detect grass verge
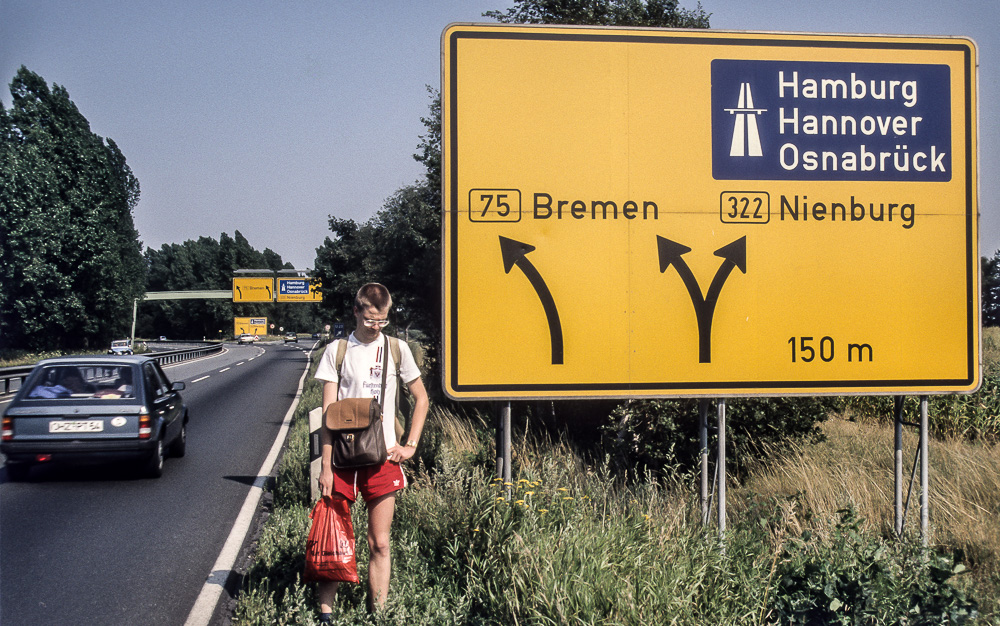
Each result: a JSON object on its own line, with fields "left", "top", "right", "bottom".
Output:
{"left": 233, "top": 388, "right": 992, "bottom": 624}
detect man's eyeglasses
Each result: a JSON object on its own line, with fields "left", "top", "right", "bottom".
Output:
{"left": 363, "top": 318, "right": 390, "bottom": 328}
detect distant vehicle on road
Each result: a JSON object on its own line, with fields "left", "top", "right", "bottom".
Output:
{"left": 158, "top": 336, "right": 167, "bottom": 341}
{"left": 312, "top": 333, "right": 320, "bottom": 339}
{"left": 283, "top": 332, "right": 298, "bottom": 343}
{"left": 237, "top": 333, "right": 255, "bottom": 344}
{"left": 107, "top": 339, "right": 133, "bottom": 355}
{"left": 1, "top": 356, "right": 188, "bottom": 480}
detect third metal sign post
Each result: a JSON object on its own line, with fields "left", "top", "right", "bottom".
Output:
{"left": 442, "top": 24, "right": 979, "bottom": 399}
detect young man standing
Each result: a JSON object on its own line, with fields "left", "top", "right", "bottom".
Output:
{"left": 313, "top": 283, "right": 429, "bottom": 620}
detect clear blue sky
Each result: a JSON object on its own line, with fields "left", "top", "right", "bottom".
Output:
{"left": 2, "top": 0, "right": 996, "bottom": 270}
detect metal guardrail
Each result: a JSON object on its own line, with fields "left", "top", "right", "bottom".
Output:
{"left": 0, "top": 365, "right": 33, "bottom": 396}
{"left": 150, "top": 343, "right": 224, "bottom": 365}
{"left": 0, "top": 343, "right": 224, "bottom": 397}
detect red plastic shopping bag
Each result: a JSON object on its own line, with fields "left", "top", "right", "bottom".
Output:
{"left": 303, "top": 496, "right": 359, "bottom": 583}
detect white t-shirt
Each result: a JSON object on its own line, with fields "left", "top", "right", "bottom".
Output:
{"left": 314, "top": 332, "right": 421, "bottom": 448}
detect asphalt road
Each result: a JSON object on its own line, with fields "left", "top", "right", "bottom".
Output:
{"left": 0, "top": 340, "right": 316, "bottom": 626}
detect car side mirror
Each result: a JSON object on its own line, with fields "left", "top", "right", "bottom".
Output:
{"left": 171, "top": 382, "right": 186, "bottom": 391}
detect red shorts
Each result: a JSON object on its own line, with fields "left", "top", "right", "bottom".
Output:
{"left": 332, "top": 460, "right": 407, "bottom": 503}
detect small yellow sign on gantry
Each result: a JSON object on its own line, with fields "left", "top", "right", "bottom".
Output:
{"left": 232, "top": 278, "right": 274, "bottom": 302}
{"left": 442, "top": 24, "right": 979, "bottom": 399}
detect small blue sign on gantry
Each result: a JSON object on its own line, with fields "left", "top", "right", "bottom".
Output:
{"left": 276, "top": 278, "right": 322, "bottom": 302}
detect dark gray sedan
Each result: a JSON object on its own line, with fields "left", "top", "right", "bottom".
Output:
{"left": 1, "top": 356, "right": 188, "bottom": 480}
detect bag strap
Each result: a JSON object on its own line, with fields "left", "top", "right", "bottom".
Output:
{"left": 388, "top": 336, "right": 402, "bottom": 414}
{"left": 334, "top": 338, "right": 348, "bottom": 401}
{"left": 378, "top": 335, "right": 389, "bottom": 412}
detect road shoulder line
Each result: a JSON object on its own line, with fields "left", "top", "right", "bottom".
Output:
{"left": 183, "top": 345, "right": 316, "bottom": 626}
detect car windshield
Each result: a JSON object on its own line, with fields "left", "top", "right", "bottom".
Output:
{"left": 24, "top": 364, "right": 136, "bottom": 399}
{"left": 112, "top": 340, "right": 129, "bottom": 347}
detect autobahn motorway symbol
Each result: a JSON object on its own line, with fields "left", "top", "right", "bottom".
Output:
{"left": 725, "top": 84, "right": 766, "bottom": 157}
{"left": 442, "top": 24, "right": 979, "bottom": 399}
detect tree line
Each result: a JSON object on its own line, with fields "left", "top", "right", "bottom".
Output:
{"left": 1, "top": 67, "right": 144, "bottom": 351}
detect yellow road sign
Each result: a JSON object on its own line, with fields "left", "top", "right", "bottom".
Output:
{"left": 442, "top": 24, "right": 979, "bottom": 399}
{"left": 276, "top": 278, "right": 322, "bottom": 302}
{"left": 232, "top": 277, "right": 274, "bottom": 302}
{"left": 234, "top": 317, "right": 267, "bottom": 336}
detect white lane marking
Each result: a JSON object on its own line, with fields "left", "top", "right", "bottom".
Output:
{"left": 183, "top": 344, "right": 318, "bottom": 626}
{"left": 218, "top": 368, "right": 230, "bottom": 373}
{"left": 236, "top": 362, "right": 245, "bottom": 366}
{"left": 191, "top": 376, "right": 210, "bottom": 383}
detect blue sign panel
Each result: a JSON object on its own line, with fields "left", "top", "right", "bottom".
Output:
{"left": 279, "top": 279, "right": 310, "bottom": 295}
{"left": 712, "top": 60, "right": 951, "bottom": 181}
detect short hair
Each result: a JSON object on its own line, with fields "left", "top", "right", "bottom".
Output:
{"left": 354, "top": 283, "right": 392, "bottom": 312}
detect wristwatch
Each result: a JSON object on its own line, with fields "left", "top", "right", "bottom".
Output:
{"left": 405, "top": 439, "right": 418, "bottom": 448}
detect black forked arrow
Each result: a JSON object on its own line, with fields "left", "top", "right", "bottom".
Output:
{"left": 499, "top": 236, "right": 564, "bottom": 365}
{"left": 657, "top": 235, "right": 746, "bottom": 363}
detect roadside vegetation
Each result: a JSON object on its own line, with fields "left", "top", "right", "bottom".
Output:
{"left": 231, "top": 331, "right": 1000, "bottom": 625}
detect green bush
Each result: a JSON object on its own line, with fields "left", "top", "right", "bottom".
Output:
{"left": 771, "top": 507, "right": 978, "bottom": 624}
{"left": 600, "top": 397, "right": 834, "bottom": 480}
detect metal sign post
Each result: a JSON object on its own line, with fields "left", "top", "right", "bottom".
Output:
{"left": 717, "top": 399, "right": 727, "bottom": 538}
{"left": 496, "top": 402, "right": 512, "bottom": 498}
{"left": 920, "top": 396, "right": 929, "bottom": 547}
{"left": 894, "top": 396, "right": 905, "bottom": 536}
{"left": 700, "top": 399, "right": 710, "bottom": 525}
{"left": 893, "top": 395, "right": 931, "bottom": 547}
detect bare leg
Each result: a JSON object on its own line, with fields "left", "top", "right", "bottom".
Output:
{"left": 318, "top": 580, "right": 339, "bottom": 614}
{"left": 366, "top": 492, "right": 397, "bottom": 611}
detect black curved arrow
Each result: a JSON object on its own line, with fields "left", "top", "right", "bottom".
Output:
{"left": 657, "top": 235, "right": 746, "bottom": 363}
{"left": 499, "top": 236, "right": 564, "bottom": 365}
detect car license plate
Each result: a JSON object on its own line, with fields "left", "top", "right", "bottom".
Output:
{"left": 49, "top": 420, "right": 104, "bottom": 433}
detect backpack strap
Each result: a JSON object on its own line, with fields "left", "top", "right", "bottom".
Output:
{"left": 388, "top": 336, "right": 405, "bottom": 441}
{"left": 334, "top": 338, "right": 348, "bottom": 401}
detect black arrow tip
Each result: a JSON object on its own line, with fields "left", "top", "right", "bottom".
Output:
{"left": 714, "top": 236, "right": 747, "bottom": 274}
{"left": 499, "top": 236, "right": 536, "bottom": 273}
{"left": 656, "top": 236, "right": 692, "bottom": 273}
